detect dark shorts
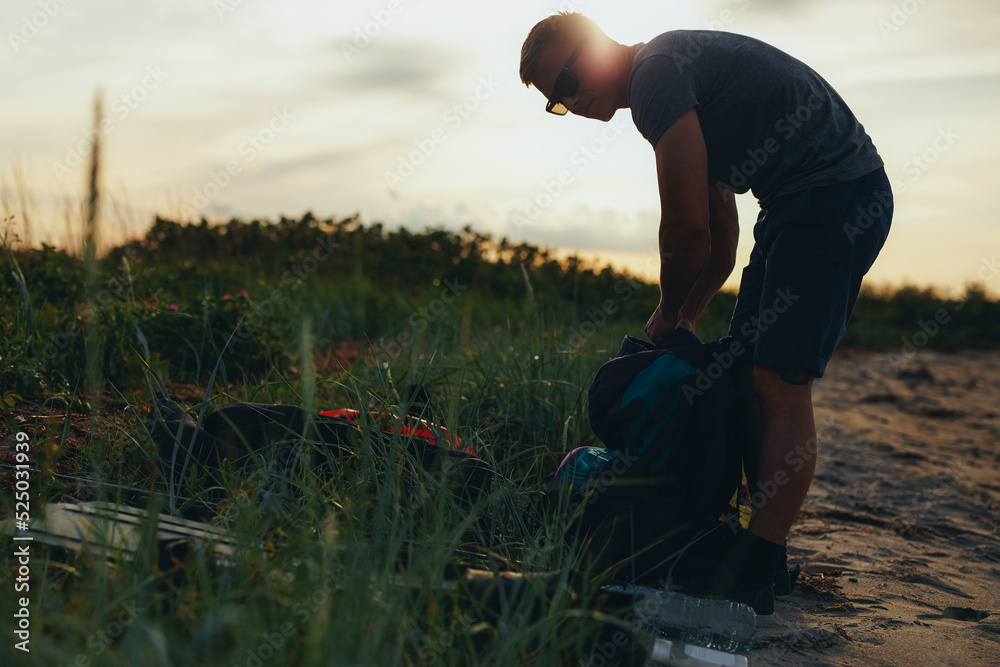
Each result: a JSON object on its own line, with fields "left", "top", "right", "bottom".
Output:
{"left": 728, "top": 166, "right": 893, "bottom": 380}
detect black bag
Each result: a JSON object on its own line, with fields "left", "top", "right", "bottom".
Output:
{"left": 552, "top": 331, "right": 754, "bottom": 585}
{"left": 147, "top": 394, "right": 491, "bottom": 507}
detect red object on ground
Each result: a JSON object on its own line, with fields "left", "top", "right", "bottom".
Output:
{"left": 318, "top": 408, "right": 478, "bottom": 457}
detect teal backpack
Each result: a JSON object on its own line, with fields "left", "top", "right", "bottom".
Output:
{"left": 551, "top": 331, "right": 753, "bottom": 585}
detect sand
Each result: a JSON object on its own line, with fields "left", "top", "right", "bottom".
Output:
{"left": 749, "top": 349, "right": 1000, "bottom": 665}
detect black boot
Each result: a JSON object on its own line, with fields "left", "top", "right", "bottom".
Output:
{"left": 773, "top": 541, "right": 801, "bottom": 599}
{"left": 712, "top": 528, "right": 785, "bottom": 618}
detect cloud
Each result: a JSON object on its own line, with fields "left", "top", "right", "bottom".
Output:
{"left": 504, "top": 206, "right": 658, "bottom": 255}
{"left": 702, "top": 0, "right": 814, "bottom": 17}
{"left": 237, "top": 148, "right": 365, "bottom": 186}
{"left": 327, "top": 42, "right": 469, "bottom": 104}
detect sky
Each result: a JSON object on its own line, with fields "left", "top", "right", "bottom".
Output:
{"left": 1, "top": 0, "right": 998, "bottom": 295}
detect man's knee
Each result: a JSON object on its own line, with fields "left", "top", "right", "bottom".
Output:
{"left": 752, "top": 365, "right": 814, "bottom": 407}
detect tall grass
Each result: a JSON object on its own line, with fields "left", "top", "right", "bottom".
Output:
{"left": 2, "top": 113, "right": 1000, "bottom": 665}
{"left": 1, "top": 314, "right": 642, "bottom": 666}
{"left": 84, "top": 95, "right": 104, "bottom": 423}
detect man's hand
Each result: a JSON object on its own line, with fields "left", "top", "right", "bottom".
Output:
{"left": 645, "top": 304, "right": 678, "bottom": 345}
{"left": 646, "top": 306, "right": 696, "bottom": 345}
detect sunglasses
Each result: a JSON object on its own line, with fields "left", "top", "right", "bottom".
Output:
{"left": 545, "top": 40, "right": 586, "bottom": 115}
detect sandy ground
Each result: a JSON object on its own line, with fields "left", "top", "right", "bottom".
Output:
{"left": 749, "top": 350, "right": 1000, "bottom": 666}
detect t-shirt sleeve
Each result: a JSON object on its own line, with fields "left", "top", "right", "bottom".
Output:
{"left": 629, "top": 53, "right": 700, "bottom": 149}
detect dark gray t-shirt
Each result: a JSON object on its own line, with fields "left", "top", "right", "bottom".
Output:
{"left": 628, "top": 31, "right": 883, "bottom": 205}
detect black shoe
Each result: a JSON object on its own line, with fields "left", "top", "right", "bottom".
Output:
{"left": 667, "top": 559, "right": 776, "bottom": 619}
{"left": 672, "top": 571, "right": 775, "bottom": 620}
{"left": 771, "top": 539, "right": 802, "bottom": 599}
{"left": 728, "top": 580, "right": 775, "bottom": 619}
{"left": 706, "top": 568, "right": 774, "bottom": 619}
{"left": 709, "top": 528, "right": 783, "bottom": 618}
{"left": 773, "top": 543, "right": 789, "bottom": 598}
{"left": 774, "top": 563, "right": 801, "bottom": 599}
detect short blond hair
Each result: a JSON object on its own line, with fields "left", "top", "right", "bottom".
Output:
{"left": 519, "top": 12, "right": 604, "bottom": 87}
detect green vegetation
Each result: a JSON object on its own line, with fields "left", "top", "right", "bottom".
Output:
{"left": 1, "top": 213, "right": 998, "bottom": 666}
{"left": 5, "top": 213, "right": 995, "bottom": 398}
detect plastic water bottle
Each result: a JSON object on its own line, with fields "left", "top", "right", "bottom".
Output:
{"left": 603, "top": 585, "right": 757, "bottom": 654}
{"left": 645, "top": 637, "right": 749, "bottom": 666}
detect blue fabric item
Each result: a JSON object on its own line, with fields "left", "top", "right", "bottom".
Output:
{"left": 618, "top": 354, "right": 697, "bottom": 470}
{"left": 589, "top": 334, "right": 701, "bottom": 470}
{"left": 555, "top": 446, "right": 618, "bottom": 487}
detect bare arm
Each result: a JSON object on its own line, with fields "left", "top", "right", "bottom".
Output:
{"left": 644, "top": 107, "right": 711, "bottom": 344}
{"left": 676, "top": 186, "right": 739, "bottom": 331}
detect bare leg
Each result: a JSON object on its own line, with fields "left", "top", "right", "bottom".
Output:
{"left": 748, "top": 365, "right": 817, "bottom": 545}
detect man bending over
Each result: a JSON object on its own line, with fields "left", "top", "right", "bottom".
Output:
{"left": 519, "top": 13, "right": 892, "bottom": 616}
